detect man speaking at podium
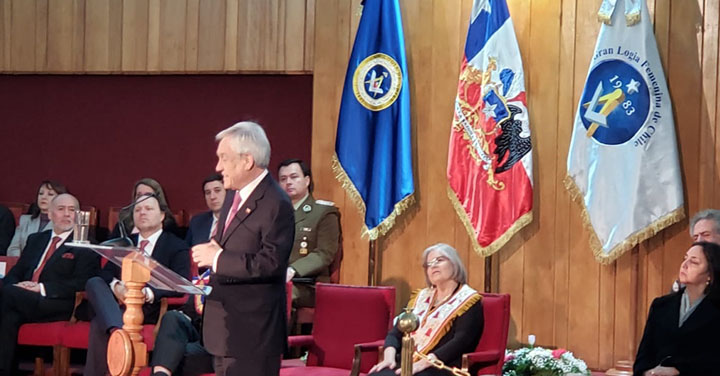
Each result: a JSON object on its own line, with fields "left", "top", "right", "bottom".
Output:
{"left": 192, "top": 121, "right": 294, "bottom": 376}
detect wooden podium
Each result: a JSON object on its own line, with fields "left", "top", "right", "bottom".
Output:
{"left": 67, "top": 243, "right": 209, "bottom": 376}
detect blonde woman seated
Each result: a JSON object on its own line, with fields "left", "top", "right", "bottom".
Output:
{"left": 369, "top": 243, "right": 483, "bottom": 376}
{"left": 634, "top": 241, "right": 720, "bottom": 376}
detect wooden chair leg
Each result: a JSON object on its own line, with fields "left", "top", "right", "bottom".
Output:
{"left": 54, "top": 345, "right": 69, "bottom": 376}
{"left": 33, "top": 356, "right": 44, "bottom": 376}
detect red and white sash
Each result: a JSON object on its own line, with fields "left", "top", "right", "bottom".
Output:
{"left": 407, "top": 284, "right": 481, "bottom": 356}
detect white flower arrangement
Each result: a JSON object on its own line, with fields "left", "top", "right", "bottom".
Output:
{"left": 502, "top": 336, "right": 590, "bottom": 376}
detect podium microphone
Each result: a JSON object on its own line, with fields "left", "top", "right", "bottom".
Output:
{"left": 101, "top": 193, "right": 157, "bottom": 247}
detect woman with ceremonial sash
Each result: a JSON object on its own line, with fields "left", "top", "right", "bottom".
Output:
{"left": 369, "top": 243, "right": 483, "bottom": 376}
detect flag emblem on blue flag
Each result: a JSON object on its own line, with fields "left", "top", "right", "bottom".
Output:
{"left": 333, "top": 0, "right": 415, "bottom": 240}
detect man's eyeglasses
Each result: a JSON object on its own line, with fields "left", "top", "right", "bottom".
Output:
{"left": 423, "top": 256, "right": 448, "bottom": 268}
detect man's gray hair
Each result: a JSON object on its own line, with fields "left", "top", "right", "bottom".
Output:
{"left": 422, "top": 243, "right": 467, "bottom": 287}
{"left": 690, "top": 209, "right": 720, "bottom": 236}
{"left": 215, "top": 121, "right": 271, "bottom": 168}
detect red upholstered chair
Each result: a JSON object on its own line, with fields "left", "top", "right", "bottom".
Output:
{"left": 294, "top": 238, "right": 344, "bottom": 329}
{"left": 461, "top": 292, "right": 511, "bottom": 376}
{"left": 0, "top": 201, "right": 29, "bottom": 225}
{"left": 281, "top": 283, "right": 396, "bottom": 376}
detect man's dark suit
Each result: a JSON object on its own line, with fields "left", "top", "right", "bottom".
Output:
{"left": 634, "top": 290, "right": 720, "bottom": 375}
{"left": 83, "top": 231, "right": 189, "bottom": 376}
{"left": 203, "top": 174, "right": 294, "bottom": 376}
{"left": 185, "top": 211, "right": 214, "bottom": 247}
{"left": 0, "top": 230, "right": 99, "bottom": 375}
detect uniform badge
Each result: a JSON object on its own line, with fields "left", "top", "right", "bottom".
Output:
{"left": 299, "top": 237, "right": 309, "bottom": 255}
{"left": 303, "top": 204, "right": 312, "bottom": 213}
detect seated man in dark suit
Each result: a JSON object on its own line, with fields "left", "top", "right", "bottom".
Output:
{"left": 0, "top": 205, "right": 15, "bottom": 254}
{"left": 83, "top": 194, "right": 190, "bottom": 376}
{"left": 185, "top": 174, "right": 226, "bottom": 247}
{"left": 278, "top": 159, "right": 341, "bottom": 308}
{"left": 149, "top": 271, "right": 211, "bottom": 376}
{"left": 0, "top": 194, "right": 99, "bottom": 375}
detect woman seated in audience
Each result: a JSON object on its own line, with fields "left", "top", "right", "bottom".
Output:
{"left": 634, "top": 241, "right": 720, "bottom": 376}
{"left": 6, "top": 180, "right": 67, "bottom": 256}
{"left": 111, "top": 178, "right": 179, "bottom": 237}
{"left": 368, "top": 243, "right": 483, "bottom": 376}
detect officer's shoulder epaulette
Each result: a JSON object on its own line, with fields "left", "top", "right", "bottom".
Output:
{"left": 315, "top": 199, "right": 335, "bottom": 207}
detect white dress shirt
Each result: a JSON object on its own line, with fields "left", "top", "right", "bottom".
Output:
{"left": 111, "top": 228, "right": 163, "bottom": 303}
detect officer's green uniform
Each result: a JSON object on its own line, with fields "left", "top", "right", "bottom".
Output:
{"left": 288, "top": 195, "right": 341, "bottom": 308}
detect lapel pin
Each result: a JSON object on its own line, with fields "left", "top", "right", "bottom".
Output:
{"left": 303, "top": 204, "right": 312, "bottom": 213}
{"left": 245, "top": 208, "right": 252, "bottom": 214}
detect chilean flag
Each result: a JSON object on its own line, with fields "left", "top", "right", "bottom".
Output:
{"left": 447, "top": 0, "right": 533, "bottom": 256}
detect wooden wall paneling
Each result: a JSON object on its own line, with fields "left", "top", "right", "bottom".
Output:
{"left": 236, "top": 0, "right": 264, "bottom": 70}
{"left": 185, "top": 0, "right": 199, "bottom": 71}
{"left": 10, "top": 0, "right": 37, "bottom": 70}
{"left": 566, "top": 0, "right": 601, "bottom": 366}
{"left": 598, "top": 262, "right": 616, "bottom": 370}
{"left": 0, "top": 0, "right": 9, "bottom": 70}
{"left": 197, "top": 0, "right": 225, "bottom": 71}
{"left": 147, "top": 0, "right": 160, "bottom": 70}
{"left": 521, "top": 0, "right": 562, "bottom": 348}
{"left": 613, "top": 251, "right": 637, "bottom": 365}
{"left": 223, "top": 0, "right": 238, "bottom": 71}
{"left": 380, "top": 0, "right": 427, "bottom": 302}
{"left": 663, "top": 0, "right": 703, "bottom": 294}
{"left": 121, "top": 0, "right": 149, "bottom": 71}
{"left": 715, "top": 4, "right": 720, "bottom": 210}
{"left": 84, "top": 0, "right": 122, "bottom": 72}
{"left": 303, "top": 0, "right": 314, "bottom": 71}
{"left": 158, "top": 0, "right": 187, "bottom": 71}
{"left": 47, "top": 0, "right": 75, "bottom": 71}
{"left": 699, "top": 0, "right": 719, "bottom": 207}
{"left": 698, "top": 0, "right": 720, "bottom": 208}
{"left": 34, "top": 0, "right": 48, "bottom": 71}
{"left": 311, "top": 0, "right": 369, "bottom": 288}
{"left": 284, "top": 0, "right": 305, "bottom": 70}
{"left": 552, "top": 0, "right": 578, "bottom": 351}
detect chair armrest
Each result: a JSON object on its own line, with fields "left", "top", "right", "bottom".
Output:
{"left": 153, "top": 297, "right": 171, "bottom": 338}
{"left": 69, "top": 291, "right": 87, "bottom": 323}
{"left": 461, "top": 350, "right": 503, "bottom": 372}
{"left": 287, "top": 335, "right": 314, "bottom": 348}
{"left": 165, "top": 295, "right": 188, "bottom": 306}
{"left": 350, "top": 340, "right": 386, "bottom": 376}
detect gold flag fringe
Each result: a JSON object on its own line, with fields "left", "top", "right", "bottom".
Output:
{"left": 625, "top": 11, "right": 641, "bottom": 26}
{"left": 331, "top": 154, "right": 416, "bottom": 240}
{"left": 446, "top": 186, "right": 533, "bottom": 258}
{"left": 564, "top": 175, "right": 685, "bottom": 265}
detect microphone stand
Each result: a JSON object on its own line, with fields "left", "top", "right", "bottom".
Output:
{"left": 101, "top": 193, "right": 157, "bottom": 247}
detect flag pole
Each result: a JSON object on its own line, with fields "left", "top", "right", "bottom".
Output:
{"left": 368, "top": 239, "right": 378, "bottom": 286}
{"left": 484, "top": 256, "right": 492, "bottom": 293}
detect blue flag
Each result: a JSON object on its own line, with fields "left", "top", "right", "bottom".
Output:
{"left": 333, "top": 0, "right": 415, "bottom": 240}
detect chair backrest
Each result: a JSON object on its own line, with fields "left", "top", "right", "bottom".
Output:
{"left": 474, "top": 292, "right": 511, "bottom": 375}
{"left": 173, "top": 210, "right": 186, "bottom": 228}
{"left": 0, "top": 201, "right": 29, "bottom": 225}
{"left": 79, "top": 205, "right": 98, "bottom": 228}
{"left": 308, "top": 283, "right": 395, "bottom": 372}
{"left": 108, "top": 207, "right": 122, "bottom": 232}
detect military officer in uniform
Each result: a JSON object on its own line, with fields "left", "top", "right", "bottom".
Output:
{"left": 278, "top": 159, "right": 341, "bottom": 308}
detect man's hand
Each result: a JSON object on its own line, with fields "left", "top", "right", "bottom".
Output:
{"left": 113, "top": 281, "right": 127, "bottom": 303}
{"left": 286, "top": 267, "right": 296, "bottom": 282}
{"left": 192, "top": 239, "right": 222, "bottom": 268}
{"left": 14, "top": 281, "right": 41, "bottom": 293}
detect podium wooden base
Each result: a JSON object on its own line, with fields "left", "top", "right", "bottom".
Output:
{"left": 107, "top": 256, "right": 151, "bottom": 376}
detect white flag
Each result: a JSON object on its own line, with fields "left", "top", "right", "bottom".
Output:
{"left": 565, "top": 0, "right": 684, "bottom": 264}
